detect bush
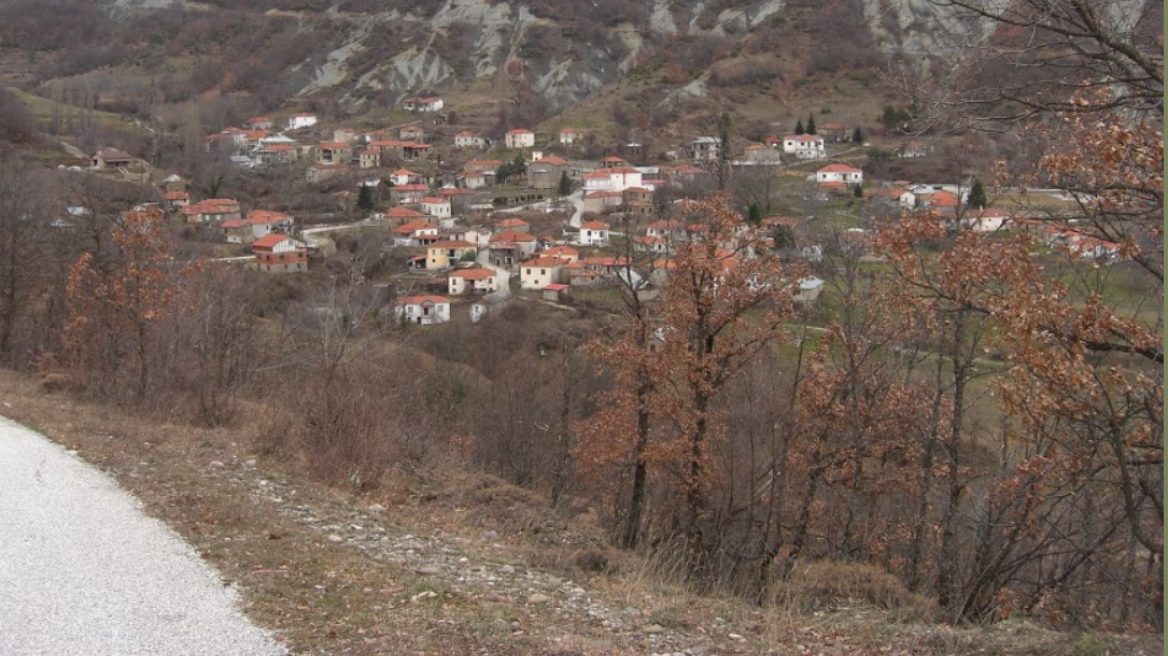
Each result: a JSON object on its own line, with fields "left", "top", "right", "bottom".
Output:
{"left": 779, "top": 561, "right": 937, "bottom": 620}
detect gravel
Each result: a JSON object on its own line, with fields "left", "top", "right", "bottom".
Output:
{"left": 0, "top": 416, "right": 286, "bottom": 656}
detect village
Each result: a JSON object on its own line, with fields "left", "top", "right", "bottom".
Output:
{"left": 81, "top": 94, "right": 1121, "bottom": 328}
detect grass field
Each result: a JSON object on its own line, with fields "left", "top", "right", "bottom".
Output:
{"left": 6, "top": 86, "right": 139, "bottom": 132}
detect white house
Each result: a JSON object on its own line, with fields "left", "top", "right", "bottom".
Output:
{"left": 505, "top": 129, "right": 535, "bottom": 149}
{"left": 285, "top": 114, "right": 318, "bottom": 130}
{"left": 607, "top": 167, "right": 643, "bottom": 193}
{"left": 815, "top": 163, "right": 863, "bottom": 186}
{"left": 689, "top": 136, "right": 721, "bottom": 162}
{"left": 395, "top": 295, "right": 451, "bottom": 325}
{"left": 579, "top": 220, "right": 610, "bottom": 246}
{"left": 390, "top": 168, "right": 421, "bottom": 186}
{"left": 448, "top": 268, "right": 499, "bottom": 295}
{"left": 782, "top": 135, "right": 826, "bottom": 159}
{"left": 559, "top": 128, "right": 578, "bottom": 145}
{"left": 404, "top": 96, "right": 444, "bottom": 112}
{"left": 419, "top": 197, "right": 452, "bottom": 220}
{"left": 454, "top": 131, "right": 487, "bottom": 148}
{"left": 519, "top": 256, "right": 565, "bottom": 290}
{"left": 393, "top": 219, "right": 440, "bottom": 246}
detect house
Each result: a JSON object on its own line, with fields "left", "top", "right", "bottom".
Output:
{"left": 306, "top": 163, "right": 344, "bottom": 183}
{"left": 743, "top": 144, "right": 783, "bottom": 163}
{"left": 600, "top": 156, "right": 629, "bottom": 169}
{"left": 396, "top": 295, "right": 451, "bottom": 325}
{"left": 399, "top": 124, "right": 426, "bottom": 142}
{"left": 181, "top": 198, "right": 242, "bottom": 225}
{"left": 427, "top": 240, "right": 478, "bottom": 269}
{"left": 489, "top": 230, "right": 538, "bottom": 268}
{"left": 356, "top": 148, "right": 379, "bottom": 169}
{"left": 255, "top": 144, "right": 298, "bottom": 166}
{"left": 579, "top": 220, "right": 610, "bottom": 246}
{"left": 251, "top": 234, "right": 308, "bottom": 273}
{"left": 541, "top": 245, "right": 579, "bottom": 263}
{"left": 390, "top": 184, "right": 429, "bottom": 204}
{"left": 794, "top": 276, "right": 825, "bottom": 304}
{"left": 494, "top": 217, "right": 529, "bottom": 234}
{"left": 949, "top": 209, "right": 1010, "bottom": 233}
{"left": 689, "top": 136, "right": 721, "bottom": 162}
{"left": 466, "top": 159, "right": 505, "bottom": 174}
{"left": 390, "top": 168, "right": 422, "bottom": 186}
{"left": 285, "top": 113, "right": 318, "bottom": 130}
{"left": 242, "top": 209, "right": 294, "bottom": 243}
{"left": 419, "top": 197, "right": 451, "bottom": 220}
{"left": 781, "top": 135, "right": 825, "bottom": 160}
{"left": 246, "top": 116, "right": 274, "bottom": 130}
{"left": 403, "top": 97, "right": 444, "bottom": 112}
{"left": 162, "top": 174, "right": 187, "bottom": 194}
{"left": 163, "top": 191, "right": 190, "bottom": 211}
{"left": 816, "top": 163, "right": 863, "bottom": 186}
{"left": 529, "top": 156, "right": 569, "bottom": 190}
{"left": 559, "top": 128, "right": 578, "bottom": 145}
{"left": 647, "top": 219, "right": 683, "bottom": 241}
{"left": 448, "top": 268, "right": 499, "bottom": 295}
{"left": 393, "top": 219, "right": 440, "bottom": 246}
{"left": 505, "top": 129, "right": 535, "bottom": 149}
{"left": 542, "top": 283, "right": 570, "bottom": 302}
{"left": 606, "top": 167, "right": 643, "bottom": 193}
{"left": 333, "top": 128, "right": 358, "bottom": 144}
{"left": 520, "top": 256, "right": 566, "bottom": 290}
{"left": 383, "top": 205, "right": 429, "bottom": 227}
{"left": 470, "top": 293, "right": 509, "bottom": 323}
{"left": 317, "top": 142, "right": 353, "bottom": 165}
{"left": 458, "top": 171, "right": 488, "bottom": 189}
{"left": 455, "top": 131, "right": 488, "bottom": 149}
{"left": 91, "top": 147, "right": 136, "bottom": 169}
{"left": 583, "top": 190, "right": 623, "bottom": 213}
{"left": 633, "top": 235, "right": 668, "bottom": 254}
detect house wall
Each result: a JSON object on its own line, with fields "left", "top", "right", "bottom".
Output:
{"left": 521, "top": 265, "right": 561, "bottom": 289}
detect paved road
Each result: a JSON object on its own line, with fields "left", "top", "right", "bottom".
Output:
{"left": 0, "top": 416, "right": 285, "bottom": 656}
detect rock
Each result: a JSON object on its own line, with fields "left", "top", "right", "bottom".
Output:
{"left": 209, "top": 461, "right": 225, "bottom": 468}
{"left": 367, "top": 504, "right": 386, "bottom": 514}
{"left": 641, "top": 624, "right": 665, "bottom": 635}
{"left": 410, "top": 590, "right": 438, "bottom": 603}
{"left": 527, "top": 593, "right": 551, "bottom": 604}
{"left": 500, "top": 565, "right": 516, "bottom": 574}
{"left": 482, "top": 530, "right": 500, "bottom": 541}
{"left": 728, "top": 633, "right": 745, "bottom": 641}
{"left": 244, "top": 459, "right": 257, "bottom": 468}
{"left": 327, "top": 534, "right": 344, "bottom": 543}
{"left": 417, "top": 565, "right": 441, "bottom": 576}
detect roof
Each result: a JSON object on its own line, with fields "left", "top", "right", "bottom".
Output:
{"left": 456, "top": 131, "right": 478, "bottom": 137}
{"left": 319, "top": 141, "right": 350, "bottom": 149}
{"left": 220, "top": 220, "right": 246, "bottom": 229}
{"left": 506, "top": 128, "right": 534, "bottom": 135}
{"left": 601, "top": 156, "right": 627, "bottom": 162}
{"left": 394, "top": 219, "right": 439, "bottom": 234}
{"left": 391, "top": 169, "right": 420, "bottom": 176}
{"left": 496, "top": 217, "right": 529, "bottom": 228}
{"left": 421, "top": 197, "right": 449, "bottom": 205}
{"left": 163, "top": 191, "right": 189, "bottom": 200}
{"left": 261, "top": 144, "right": 297, "bottom": 151}
{"left": 581, "top": 220, "right": 609, "bottom": 230}
{"left": 543, "top": 284, "right": 569, "bottom": 291}
{"left": 94, "top": 147, "right": 134, "bottom": 161}
{"left": 533, "top": 156, "right": 569, "bottom": 166}
{"left": 468, "top": 159, "right": 505, "bottom": 167}
{"left": 543, "top": 246, "right": 578, "bottom": 257}
{"left": 522, "top": 257, "right": 568, "bottom": 268}
{"left": 429, "top": 240, "right": 476, "bottom": 249}
{"left": 818, "top": 163, "right": 863, "bottom": 174}
{"left": 398, "top": 295, "right": 450, "bottom": 305}
{"left": 584, "top": 190, "right": 623, "bottom": 199}
{"left": 251, "top": 234, "right": 298, "bottom": 249}
{"left": 560, "top": 128, "right": 578, "bottom": 133}
{"left": 786, "top": 134, "right": 823, "bottom": 142}
{"left": 247, "top": 209, "right": 292, "bottom": 224}
{"left": 385, "top": 206, "right": 427, "bottom": 219}
{"left": 491, "top": 230, "right": 537, "bottom": 243}
{"left": 449, "top": 268, "right": 496, "bottom": 280}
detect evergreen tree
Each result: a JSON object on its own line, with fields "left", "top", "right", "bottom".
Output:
{"left": 512, "top": 152, "right": 527, "bottom": 175}
{"left": 967, "top": 179, "right": 988, "bottom": 209}
{"left": 852, "top": 126, "right": 864, "bottom": 143}
{"left": 806, "top": 114, "right": 817, "bottom": 135}
{"left": 795, "top": 119, "right": 805, "bottom": 135}
{"left": 356, "top": 184, "right": 375, "bottom": 211}
{"left": 747, "top": 202, "right": 762, "bottom": 225}
{"left": 853, "top": 184, "right": 864, "bottom": 198}
{"left": 557, "top": 170, "right": 573, "bottom": 197}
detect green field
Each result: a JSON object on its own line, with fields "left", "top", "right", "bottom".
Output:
{"left": 6, "top": 86, "right": 141, "bottom": 133}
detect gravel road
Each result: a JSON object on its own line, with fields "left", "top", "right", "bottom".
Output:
{"left": 0, "top": 416, "right": 285, "bottom": 656}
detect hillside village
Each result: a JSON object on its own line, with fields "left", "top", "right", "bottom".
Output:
{"left": 71, "top": 95, "right": 1122, "bottom": 327}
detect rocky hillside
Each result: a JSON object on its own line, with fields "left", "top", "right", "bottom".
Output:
{"left": 0, "top": 0, "right": 989, "bottom": 125}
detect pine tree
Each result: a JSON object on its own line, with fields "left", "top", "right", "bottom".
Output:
{"left": 852, "top": 126, "right": 864, "bottom": 143}
{"left": 806, "top": 114, "right": 817, "bottom": 135}
{"left": 967, "top": 179, "right": 988, "bottom": 209}
{"left": 853, "top": 184, "right": 863, "bottom": 198}
{"left": 747, "top": 202, "right": 762, "bottom": 225}
{"left": 356, "top": 184, "right": 375, "bottom": 211}
{"left": 557, "top": 170, "right": 573, "bottom": 197}
{"left": 795, "top": 119, "right": 805, "bottom": 135}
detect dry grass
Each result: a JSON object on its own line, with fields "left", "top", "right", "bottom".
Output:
{"left": 0, "top": 367, "right": 1159, "bottom": 656}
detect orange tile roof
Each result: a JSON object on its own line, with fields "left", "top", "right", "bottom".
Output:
{"left": 818, "top": 163, "right": 863, "bottom": 173}
{"left": 491, "top": 230, "right": 537, "bottom": 243}
{"left": 399, "top": 295, "right": 450, "bottom": 305}
{"left": 429, "top": 240, "right": 476, "bottom": 249}
{"left": 449, "top": 268, "right": 495, "bottom": 280}
{"left": 522, "top": 257, "right": 568, "bottom": 268}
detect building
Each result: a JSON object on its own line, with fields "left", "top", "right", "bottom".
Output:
{"left": 393, "top": 219, "right": 440, "bottom": 246}
{"left": 489, "top": 230, "right": 538, "bottom": 268}
{"left": 181, "top": 198, "right": 242, "bottom": 225}
{"left": 448, "top": 268, "right": 499, "bottom": 295}
{"left": 317, "top": 142, "right": 353, "bottom": 165}
{"left": 579, "top": 220, "right": 610, "bottom": 246}
{"left": 689, "top": 137, "right": 721, "bottom": 162}
{"left": 396, "top": 295, "right": 451, "bottom": 325}
{"left": 815, "top": 163, "right": 864, "bottom": 186}
{"left": 505, "top": 129, "right": 535, "bottom": 149}
{"left": 245, "top": 116, "right": 274, "bottom": 130}
{"left": 419, "top": 197, "right": 452, "bottom": 220}
{"left": 520, "top": 256, "right": 566, "bottom": 290}
{"left": 494, "top": 217, "right": 529, "bottom": 234}
{"left": 285, "top": 113, "right": 318, "bottom": 130}
{"left": 252, "top": 234, "right": 307, "bottom": 273}
{"left": 454, "top": 131, "right": 487, "bottom": 149}
{"left": 559, "top": 128, "right": 578, "bottom": 145}
{"left": 403, "top": 97, "right": 444, "bottom": 112}
{"left": 91, "top": 147, "right": 136, "bottom": 169}
{"left": 781, "top": 135, "right": 825, "bottom": 159}
{"left": 389, "top": 168, "right": 422, "bottom": 186}
{"left": 529, "top": 156, "right": 569, "bottom": 190}
{"left": 427, "top": 240, "right": 478, "bottom": 269}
